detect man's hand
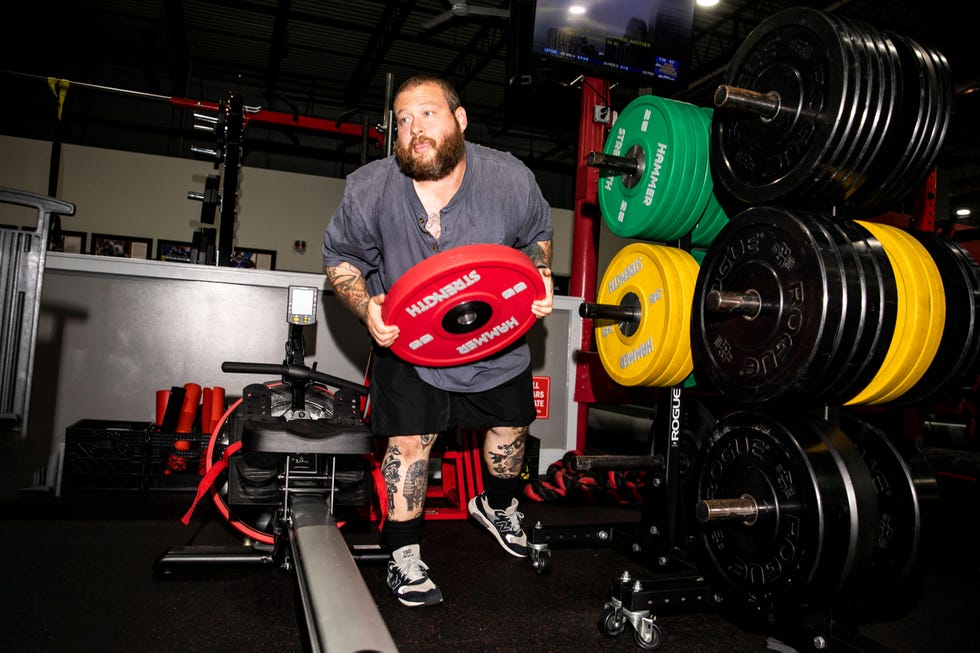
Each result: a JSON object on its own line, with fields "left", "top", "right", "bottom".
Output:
{"left": 325, "top": 262, "right": 399, "bottom": 347}
{"left": 365, "top": 293, "right": 400, "bottom": 347}
{"left": 531, "top": 266, "right": 554, "bottom": 319}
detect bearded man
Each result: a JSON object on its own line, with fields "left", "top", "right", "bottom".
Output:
{"left": 322, "top": 75, "right": 554, "bottom": 607}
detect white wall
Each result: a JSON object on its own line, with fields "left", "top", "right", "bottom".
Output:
{"left": 0, "top": 134, "right": 575, "bottom": 276}
{"left": 0, "top": 136, "right": 51, "bottom": 197}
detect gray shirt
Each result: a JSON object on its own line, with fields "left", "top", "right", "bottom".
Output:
{"left": 322, "top": 141, "right": 553, "bottom": 392}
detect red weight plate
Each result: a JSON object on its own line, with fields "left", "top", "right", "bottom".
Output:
{"left": 382, "top": 244, "right": 546, "bottom": 367}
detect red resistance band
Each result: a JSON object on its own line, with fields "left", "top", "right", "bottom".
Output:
{"left": 180, "top": 440, "right": 242, "bottom": 525}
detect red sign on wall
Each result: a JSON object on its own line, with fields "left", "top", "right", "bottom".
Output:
{"left": 532, "top": 376, "right": 550, "bottom": 420}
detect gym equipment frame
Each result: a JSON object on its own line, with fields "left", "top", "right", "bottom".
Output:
{"left": 1, "top": 188, "right": 75, "bottom": 437}
{"left": 155, "top": 286, "right": 396, "bottom": 653}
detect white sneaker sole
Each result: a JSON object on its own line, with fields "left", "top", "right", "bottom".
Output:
{"left": 395, "top": 593, "right": 443, "bottom": 607}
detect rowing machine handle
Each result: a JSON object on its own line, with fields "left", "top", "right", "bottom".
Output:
{"left": 221, "top": 361, "right": 368, "bottom": 395}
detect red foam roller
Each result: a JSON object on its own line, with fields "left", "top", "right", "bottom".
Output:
{"left": 209, "top": 386, "right": 226, "bottom": 433}
{"left": 201, "top": 388, "right": 213, "bottom": 436}
{"left": 155, "top": 390, "right": 171, "bottom": 427}
{"left": 177, "top": 383, "right": 202, "bottom": 434}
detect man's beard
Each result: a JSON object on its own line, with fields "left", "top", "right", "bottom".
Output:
{"left": 395, "top": 122, "right": 466, "bottom": 181}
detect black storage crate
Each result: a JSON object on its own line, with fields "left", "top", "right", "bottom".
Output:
{"left": 146, "top": 431, "right": 206, "bottom": 491}
{"left": 62, "top": 420, "right": 152, "bottom": 490}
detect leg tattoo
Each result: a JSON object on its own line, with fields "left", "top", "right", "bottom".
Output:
{"left": 487, "top": 427, "right": 527, "bottom": 479}
{"left": 384, "top": 435, "right": 437, "bottom": 518}
{"left": 381, "top": 444, "right": 402, "bottom": 514}
{"left": 404, "top": 460, "right": 428, "bottom": 511}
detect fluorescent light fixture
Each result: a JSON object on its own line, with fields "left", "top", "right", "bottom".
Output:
{"left": 568, "top": 5, "right": 586, "bottom": 15}
{"left": 697, "top": 0, "right": 721, "bottom": 7}
{"left": 955, "top": 208, "right": 972, "bottom": 217}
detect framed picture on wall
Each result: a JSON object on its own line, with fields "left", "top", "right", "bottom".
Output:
{"left": 59, "top": 230, "right": 88, "bottom": 254}
{"left": 157, "top": 239, "right": 193, "bottom": 263}
{"left": 90, "top": 233, "right": 153, "bottom": 259}
{"left": 231, "top": 246, "right": 277, "bottom": 270}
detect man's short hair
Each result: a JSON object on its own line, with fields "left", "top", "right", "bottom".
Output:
{"left": 395, "top": 75, "right": 461, "bottom": 112}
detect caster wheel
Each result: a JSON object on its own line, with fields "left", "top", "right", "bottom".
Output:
{"left": 531, "top": 549, "right": 551, "bottom": 575}
{"left": 634, "top": 622, "right": 664, "bottom": 650}
{"left": 597, "top": 606, "right": 627, "bottom": 638}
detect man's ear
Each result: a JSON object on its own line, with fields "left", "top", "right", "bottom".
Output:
{"left": 455, "top": 106, "right": 468, "bottom": 133}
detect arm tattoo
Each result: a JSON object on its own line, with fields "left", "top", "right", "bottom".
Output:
{"left": 403, "top": 460, "right": 428, "bottom": 511}
{"left": 420, "top": 434, "right": 436, "bottom": 447}
{"left": 325, "top": 263, "right": 371, "bottom": 320}
{"left": 488, "top": 430, "right": 527, "bottom": 479}
{"left": 521, "top": 241, "right": 552, "bottom": 268}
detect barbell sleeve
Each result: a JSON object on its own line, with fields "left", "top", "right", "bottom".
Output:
{"left": 564, "top": 453, "right": 664, "bottom": 473}
{"left": 586, "top": 151, "right": 640, "bottom": 176}
{"left": 706, "top": 289, "right": 764, "bottom": 318}
{"left": 579, "top": 301, "right": 640, "bottom": 323}
{"left": 696, "top": 495, "right": 758, "bottom": 525}
{"left": 714, "top": 84, "right": 782, "bottom": 121}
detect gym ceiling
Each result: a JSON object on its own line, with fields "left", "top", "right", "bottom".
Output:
{"left": 1, "top": 0, "right": 976, "bottom": 216}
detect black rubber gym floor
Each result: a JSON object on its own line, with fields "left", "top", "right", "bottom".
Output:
{"left": 1, "top": 474, "right": 976, "bottom": 653}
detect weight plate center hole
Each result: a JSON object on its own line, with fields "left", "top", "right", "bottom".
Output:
{"left": 620, "top": 292, "right": 642, "bottom": 337}
{"left": 621, "top": 144, "right": 646, "bottom": 190}
{"left": 442, "top": 300, "right": 493, "bottom": 335}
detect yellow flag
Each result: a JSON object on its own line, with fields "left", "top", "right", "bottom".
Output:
{"left": 47, "top": 78, "right": 69, "bottom": 120}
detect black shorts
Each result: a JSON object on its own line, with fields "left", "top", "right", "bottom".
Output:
{"left": 368, "top": 348, "right": 536, "bottom": 436}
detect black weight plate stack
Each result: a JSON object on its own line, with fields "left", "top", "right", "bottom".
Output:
{"left": 823, "top": 16, "right": 895, "bottom": 205}
{"left": 712, "top": 7, "right": 953, "bottom": 215}
{"left": 885, "top": 37, "right": 954, "bottom": 207}
{"left": 853, "top": 34, "right": 954, "bottom": 212}
{"left": 818, "top": 220, "right": 900, "bottom": 405}
{"left": 711, "top": 8, "right": 850, "bottom": 206}
{"left": 855, "top": 32, "right": 931, "bottom": 211}
{"left": 791, "top": 212, "right": 865, "bottom": 397}
{"left": 810, "top": 13, "right": 876, "bottom": 207}
{"left": 893, "top": 231, "right": 980, "bottom": 405}
{"left": 801, "top": 215, "right": 877, "bottom": 400}
{"left": 691, "top": 206, "right": 846, "bottom": 403}
{"left": 839, "top": 415, "right": 940, "bottom": 615}
{"left": 697, "top": 411, "right": 878, "bottom": 621}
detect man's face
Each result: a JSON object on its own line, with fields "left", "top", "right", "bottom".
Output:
{"left": 393, "top": 81, "right": 467, "bottom": 181}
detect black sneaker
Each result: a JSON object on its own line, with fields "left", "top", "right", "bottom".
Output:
{"left": 467, "top": 492, "right": 528, "bottom": 558}
{"left": 386, "top": 544, "right": 443, "bottom": 607}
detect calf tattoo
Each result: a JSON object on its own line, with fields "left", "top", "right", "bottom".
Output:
{"left": 381, "top": 445, "right": 402, "bottom": 512}
{"left": 404, "top": 460, "right": 428, "bottom": 511}
{"left": 488, "top": 430, "right": 527, "bottom": 479}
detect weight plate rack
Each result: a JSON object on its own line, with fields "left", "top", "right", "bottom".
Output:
{"left": 568, "top": 6, "right": 959, "bottom": 649}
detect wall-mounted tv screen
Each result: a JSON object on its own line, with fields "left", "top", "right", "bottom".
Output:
{"left": 529, "top": 0, "right": 696, "bottom": 86}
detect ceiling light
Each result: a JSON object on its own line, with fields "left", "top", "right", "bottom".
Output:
{"left": 956, "top": 208, "right": 972, "bottom": 217}
{"left": 697, "top": 0, "right": 721, "bottom": 7}
{"left": 568, "top": 5, "right": 586, "bottom": 15}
